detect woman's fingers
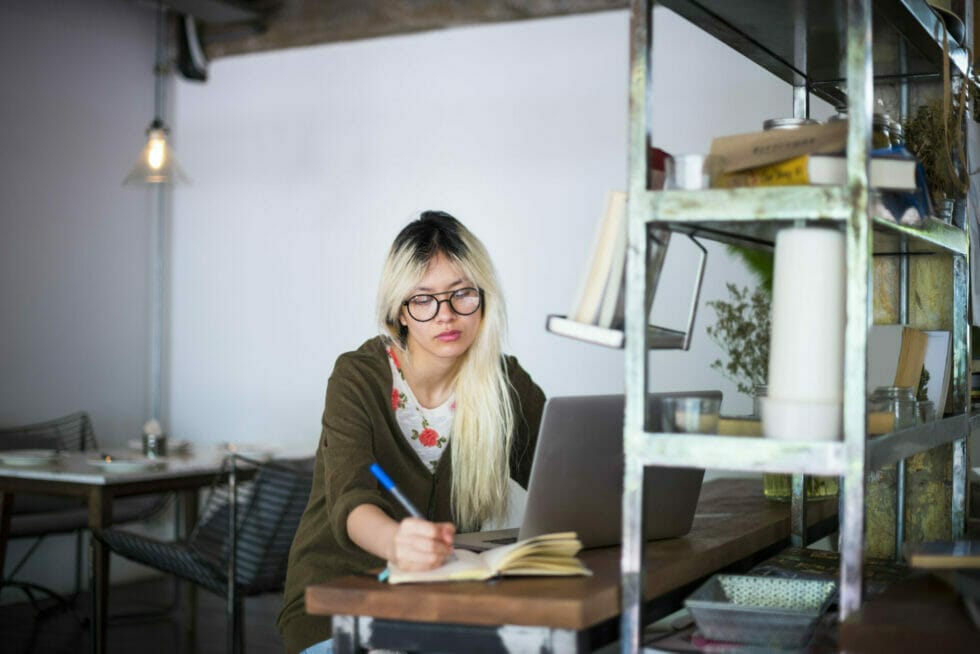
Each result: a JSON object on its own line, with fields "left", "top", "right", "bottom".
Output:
{"left": 392, "top": 519, "right": 457, "bottom": 571}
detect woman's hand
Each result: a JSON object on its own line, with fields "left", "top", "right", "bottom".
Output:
{"left": 348, "top": 504, "right": 455, "bottom": 571}
{"left": 389, "top": 518, "right": 456, "bottom": 571}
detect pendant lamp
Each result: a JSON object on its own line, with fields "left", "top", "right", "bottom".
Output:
{"left": 124, "top": 2, "right": 189, "bottom": 186}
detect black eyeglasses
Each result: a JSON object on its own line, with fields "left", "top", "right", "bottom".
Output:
{"left": 402, "top": 287, "right": 483, "bottom": 322}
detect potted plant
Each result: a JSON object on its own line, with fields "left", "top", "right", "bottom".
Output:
{"left": 705, "top": 247, "right": 772, "bottom": 404}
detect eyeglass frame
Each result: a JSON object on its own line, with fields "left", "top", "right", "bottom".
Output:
{"left": 401, "top": 287, "right": 484, "bottom": 322}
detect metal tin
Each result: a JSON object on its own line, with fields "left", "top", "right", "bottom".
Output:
{"left": 763, "top": 117, "right": 819, "bottom": 130}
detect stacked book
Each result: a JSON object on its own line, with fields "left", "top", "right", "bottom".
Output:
{"left": 707, "top": 120, "right": 929, "bottom": 224}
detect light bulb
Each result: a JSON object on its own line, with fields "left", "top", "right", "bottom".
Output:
{"left": 146, "top": 129, "right": 167, "bottom": 170}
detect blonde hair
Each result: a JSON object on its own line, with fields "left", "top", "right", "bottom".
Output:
{"left": 377, "top": 211, "right": 513, "bottom": 531}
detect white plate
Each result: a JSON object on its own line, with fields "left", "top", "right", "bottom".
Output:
{"left": 86, "top": 456, "right": 166, "bottom": 473}
{"left": 219, "top": 443, "right": 277, "bottom": 461}
{"left": 0, "top": 449, "right": 60, "bottom": 466}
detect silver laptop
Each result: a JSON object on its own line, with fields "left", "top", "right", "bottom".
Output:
{"left": 455, "top": 391, "right": 719, "bottom": 551}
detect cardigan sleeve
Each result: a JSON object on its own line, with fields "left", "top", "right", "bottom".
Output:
{"left": 321, "top": 353, "right": 397, "bottom": 554}
{"left": 505, "top": 354, "right": 546, "bottom": 489}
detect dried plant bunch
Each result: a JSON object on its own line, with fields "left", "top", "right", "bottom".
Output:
{"left": 705, "top": 283, "right": 771, "bottom": 396}
{"left": 902, "top": 78, "right": 970, "bottom": 202}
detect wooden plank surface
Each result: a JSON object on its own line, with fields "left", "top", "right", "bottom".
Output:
{"left": 305, "top": 478, "right": 837, "bottom": 630}
{"left": 839, "top": 574, "right": 978, "bottom": 652}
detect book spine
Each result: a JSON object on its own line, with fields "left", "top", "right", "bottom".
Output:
{"left": 712, "top": 155, "right": 811, "bottom": 188}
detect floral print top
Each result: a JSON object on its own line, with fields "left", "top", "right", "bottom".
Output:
{"left": 387, "top": 346, "right": 455, "bottom": 473}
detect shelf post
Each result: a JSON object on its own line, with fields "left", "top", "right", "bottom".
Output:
{"left": 839, "top": 0, "right": 873, "bottom": 622}
{"left": 951, "top": 255, "right": 969, "bottom": 537}
{"left": 621, "top": 0, "right": 653, "bottom": 652}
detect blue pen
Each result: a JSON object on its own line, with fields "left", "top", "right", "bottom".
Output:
{"left": 370, "top": 463, "right": 424, "bottom": 519}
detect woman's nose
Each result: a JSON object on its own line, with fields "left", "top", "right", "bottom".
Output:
{"left": 434, "top": 298, "right": 456, "bottom": 321}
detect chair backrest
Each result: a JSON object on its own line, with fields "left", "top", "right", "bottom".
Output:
{"left": 191, "top": 456, "right": 314, "bottom": 594}
{"left": 0, "top": 411, "right": 98, "bottom": 452}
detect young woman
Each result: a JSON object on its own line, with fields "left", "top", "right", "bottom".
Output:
{"left": 278, "top": 211, "right": 546, "bottom": 654}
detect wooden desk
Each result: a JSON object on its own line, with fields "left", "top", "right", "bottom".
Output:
{"left": 0, "top": 450, "right": 233, "bottom": 654}
{"left": 839, "top": 573, "right": 978, "bottom": 652}
{"left": 305, "top": 479, "right": 838, "bottom": 653}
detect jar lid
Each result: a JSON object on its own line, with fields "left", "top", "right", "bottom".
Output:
{"left": 763, "top": 117, "right": 820, "bottom": 130}
{"left": 873, "top": 112, "right": 891, "bottom": 127}
{"left": 869, "top": 385, "right": 916, "bottom": 400}
{"left": 828, "top": 111, "right": 892, "bottom": 127}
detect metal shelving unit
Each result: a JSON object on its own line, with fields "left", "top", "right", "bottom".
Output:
{"left": 619, "top": 1, "right": 973, "bottom": 652}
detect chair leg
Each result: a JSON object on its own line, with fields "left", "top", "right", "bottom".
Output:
{"left": 229, "top": 596, "right": 244, "bottom": 654}
{"left": 0, "top": 579, "right": 73, "bottom": 614}
{"left": 75, "top": 529, "right": 84, "bottom": 596}
{"left": 2, "top": 535, "right": 81, "bottom": 621}
{"left": 184, "top": 579, "right": 198, "bottom": 653}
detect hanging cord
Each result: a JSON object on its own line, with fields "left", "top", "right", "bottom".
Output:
{"left": 939, "top": 20, "right": 974, "bottom": 193}
{"left": 152, "top": 0, "right": 167, "bottom": 128}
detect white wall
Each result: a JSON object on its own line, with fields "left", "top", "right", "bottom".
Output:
{"left": 171, "top": 8, "right": 825, "bottom": 454}
{"left": 0, "top": 0, "right": 159, "bottom": 438}
{"left": 0, "top": 0, "right": 171, "bottom": 601}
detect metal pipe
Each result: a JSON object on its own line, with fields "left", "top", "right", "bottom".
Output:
{"left": 839, "top": 0, "right": 872, "bottom": 621}
{"left": 227, "top": 455, "right": 238, "bottom": 652}
{"left": 622, "top": 0, "right": 654, "bottom": 650}
{"left": 149, "top": 1, "right": 168, "bottom": 422}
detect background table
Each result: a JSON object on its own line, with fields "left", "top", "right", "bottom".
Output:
{"left": 0, "top": 449, "right": 234, "bottom": 654}
{"left": 306, "top": 478, "right": 838, "bottom": 653}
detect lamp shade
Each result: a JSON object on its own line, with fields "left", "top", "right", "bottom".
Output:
{"left": 123, "top": 121, "right": 190, "bottom": 185}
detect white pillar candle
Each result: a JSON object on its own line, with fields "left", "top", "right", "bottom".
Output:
{"left": 762, "top": 227, "right": 845, "bottom": 441}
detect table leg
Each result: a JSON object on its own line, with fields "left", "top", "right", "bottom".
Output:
{"left": 88, "top": 489, "right": 113, "bottom": 654}
{"left": 180, "top": 488, "right": 199, "bottom": 652}
{"left": 0, "top": 492, "right": 13, "bottom": 579}
{"left": 332, "top": 615, "right": 362, "bottom": 654}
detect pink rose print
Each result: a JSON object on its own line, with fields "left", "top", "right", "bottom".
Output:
{"left": 418, "top": 428, "right": 439, "bottom": 447}
{"left": 391, "top": 389, "right": 401, "bottom": 411}
{"left": 450, "top": 401, "right": 457, "bottom": 411}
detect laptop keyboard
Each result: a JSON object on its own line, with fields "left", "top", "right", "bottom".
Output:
{"left": 485, "top": 536, "right": 518, "bottom": 545}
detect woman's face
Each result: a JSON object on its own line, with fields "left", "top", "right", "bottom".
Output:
{"left": 400, "top": 252, "right": 482, "bottom": 367}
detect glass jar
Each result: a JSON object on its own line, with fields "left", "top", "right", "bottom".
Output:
{"left": 888, "top": 119, "right": 905, "bottom": 148}
{"left": 872, "top": 113, "right": 892, "bottom": 149}
{"left": 868, "top": 386, "right": 917, "bottom": 434}
{"left": 916, "top": 399, "right": 935, "bottom": 424}
{"left": 829, "top": 110, "right": 893, "bottom": 149}
{"left": 752, "top": 383, "right": 768, "bottom": 419}
{"left": 763, "top": 473, "right": 839, "bottom": 502}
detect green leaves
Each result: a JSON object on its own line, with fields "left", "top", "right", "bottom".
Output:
{"left": 705, "top": 283, "right": 771, "bottom": 396}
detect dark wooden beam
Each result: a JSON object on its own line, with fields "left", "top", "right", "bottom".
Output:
{"left": 199, "top": 0, "right": 629, "bottom": 59}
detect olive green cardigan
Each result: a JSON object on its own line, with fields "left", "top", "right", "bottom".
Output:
{"left": 277, "top": 336, "right": 546, "bottom": 654}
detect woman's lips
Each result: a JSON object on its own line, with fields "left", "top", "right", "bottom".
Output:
{"left": 437, "top": 331, "right": 461, "bottom": 342}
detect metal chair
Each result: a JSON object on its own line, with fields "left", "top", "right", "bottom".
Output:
{"left": 95, "top": 454, "right": 315, "bottom": 653}
{"left": 0, "top": 411, "right": 170, "bottom": 610}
